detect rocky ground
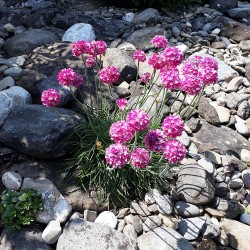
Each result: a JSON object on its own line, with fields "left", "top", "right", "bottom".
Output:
{"left": 1, "top": 0, "right": 250, "bottom": 249}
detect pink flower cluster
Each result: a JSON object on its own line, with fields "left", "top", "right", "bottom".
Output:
{"left": 57, "top": 68, "right": 84, "bottom": 87}
{"left": 133, "top": 50, "right": 146, "bottom": 62}
{"left": 163, "top": 47, "right": 184, "bottom": 67}
{"left": 131, "top": 148, "right": 150, "bottom": 169}
{"left": 144, "top": 129, "right": 167, "bottom": 152}
{"left": 140, "top": 72, "right": 151, "bottom": 84}
{"left": 162, "top": 114, "right": 184, "bottom": 138}
{"left": 160, "top": 67, "right": 181, "bottom": 90}
{"left": 126, "top": 109, "right": 150, "bottom": 132}
{"left": 116, "top": 98, "right": 127, "bottom": 110}
{"left": 163, "top": 140, "right": 187, "bottom": 164}
{"left": 85, "top": 56, "right": 96, "bottom": 68}
{"left": 41, "top": 89, "right": 61, "bottom": 107}
{"left": 148, "top": 52, "right": 167, "bottom": 70}
{"left": 151, "top": 35, "right": 168, "bottom": 49}
{"left": 72, "top": 40, "right": 107, "bottom": 57}
{"left": 109, "top": 121, "right": 134, "bottom": 143}
{"left": 98, "top": 66, "right": 120, "bottom": 84}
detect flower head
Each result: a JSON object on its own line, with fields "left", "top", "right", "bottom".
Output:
{"left": 144, "top": 129, "right": 167, "bottom": 152}
{"left": 133, "top": 50, "right": 146, "bottom": 62}
{"left": 148, "top": 52, "right": 167, "bottom": 70}
{"left": 131, "top": 148, "right": 150, "bottom": 169}
{"left": 94, "top": 40, "right": 107, "bottom": 55}
{"left": 116, "top": 98, "right": 128, "bottom": 110}
{"left": 126, "top": 109, "right": 150, "bottom": 132}
{"left": 162, "top": 114, "right": 184, "bottom": 138}
{"left": 57, "top": 68, "right": 84, "bottom": 87}
{"left": 160, "top": 67, "right": 182, "bottom": 90}
{"left": 163, "top": 139, "right": 186, "bottom": 164}
{"left": 86, "top": 55, "right": 96, "bottom": 68}
{"left": 163, "top": 46, "right": 184, "bottom": 67}
{"left": 151, "top": 35, "right": 168, "bottom": 49}
{"left": 139, "top": 72, "right": 151, "bottom": 84}
{"left": 181, "top": 74, "right": 202, "bottom": 95}
{"left": 98, "top": 66, "right": 120, "bottom": 84}
{"left": 105, "top": 143, "right": 130, "bottom": 168}
{"left": 109, "top": 121, "right": 134, "bottom": 143}
{"left": 72, "top": 41, "right": 87, "bottom": 56}
{"left": 41, "top": 89, "right": 61, "bottom": 107}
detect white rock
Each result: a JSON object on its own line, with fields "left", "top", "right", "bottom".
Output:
{"left": 205, "top": 151, "right": 222, "bottom": 165}
{"left": 216, "top": 96, "right": 226, "bottom": 106}
{"left": 2, "top": 171, "right": 22, "bottom": 190}
{"left": 117, "top": 219, "right": 126, "bottom": 232}
{"left": 198, "top": 158, "right": 215, "bottom": 174}
{"left": 0, "top": 76, "right": 15, "bottom": 91}
{"left": 176, "top": 131, "right": 190, "bottom": 147}
{"left": 145, "top": 191, "right": 156, "bottom": 205}
{"left": 62, "top": 23, "right": 95, "bottom": 42}
{"left": 176, "top": 44, "right": 188, "bottom": 54}
{"left": 241, "top": 149, "right": 250, "bottom": 165}
{"left": 42, "top": 220, "right": 62, "bottom": 244}
{"left": 226, "top": 76, "right": 243, "bottom": 92}
{"left": 210, "top": 102, "right": 230, "bottom": 123}
{"left": 123, "top": 13, "right": 134, "bottom": 23}
{"left": 212, "top": 28, "right": 220, "bottom": 35}
{"left": 3, "top": 23, "right": 15, "bottom": 33}
{"left": 95, "top": 211, "right": 117, "bottom": 229}
{"left": 123, "top": 224, "right": 137, "bottom": 241}
{"left": 240, "top": 213, "right": 250, "bottom": 226}
{"left": 235, "top": 122, "right": 250, "bottom": 136}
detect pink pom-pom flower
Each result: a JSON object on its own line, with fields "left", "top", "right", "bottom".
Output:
{"left": 109, "top": 121, "right": 134, "bottom": 144}
{"left": 163, "top": 46, "right": 184, "bottom": 67}
{"left": 144, "top": 129, "right": 167, "bottom": 152}
{"left": 98, "top": 66, "right": 120, "bottom": 84}
{"left": 116, "top": 98, "right": 128, "bottom": 110}
{"left": 131, "top": 148, "right": 150, "bottom": 169}
{"left": 72, "top": 41, "right": 87, "bottom": 56}
{"left": 105, "top": 143, "right": 131, "bottom": 168}
{"left": 86, "top": 55, "right": 96, "bottom": 68}
{"left": 57, "top": 68, "right": 84, "bottom": 87}
{"left": 148, "top": 52, "right": 167, "bottom": 70}
{"left": 139, "top": 72, "right": 151, "bottom": 84}
{"left": 126, "top": 109, "right": 150, "bottom": 132}
{"left": 162, "top": 114, "right": 184, "bottom": 138}
{"left": 160, "top": 67, "right": 182, "bottom": 90}
{"left": 41, "top": 89, "right": 61, "bottom": 107}
{"left": 151, "top": 35, "right": 168, "bottom": 49}
{"left": 94, "top": 40, "right": 107, "bottom": 55}
{"left": 133, "top": 50, "right": 147, "bottom": 62}
{"left": 163, "top": 139, "right": 186, "bottom": 164}
{"left": 181, "top": 74, "right": 202, "bottom": 95}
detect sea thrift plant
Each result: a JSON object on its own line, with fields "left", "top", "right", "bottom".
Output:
{"left": 40, "top": 35, "right": 219, "bottom": 202}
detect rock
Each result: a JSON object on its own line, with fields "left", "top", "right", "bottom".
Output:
{"left": 125, "top": 214, "right": 143, "bottom": 234}
{"left": 191, "top": 51, "right": 238, "bottom": 82}
{"left": 209, "top": 0, "right": 238, "bottom": 12}
{"left": 152, "top": 189, "right": 173, "bottom": 215}
{"left": 123, "top": 13, "right": 134, "bottom": 23}
{"left": 210, "top": 102, "right": 230, "bottom": 123}
{"left": 235, "top": 122, "right": 250, "bottom": 136}
{"left": 4, "top": 66, "right": 22, "bottom": 77}
{"left": 133, "top": 8, "right": 160, "bottom": 25}
{"left": 194, "top": 120, "right": 250, "bottom": 155}
{"left": 84, "top": 210, "right": 97, "bottom": 222}
{"left": 57, "top": 213, "right": 136, "bottom": 250}
{"left": 0, "top": 225, "right": 53, "bottom": 250}
{"left": 0, "top": 86, "right": 32, "bottom": 127}
{"left": 241, "top": 149, "right": 250, "bottom": 165}
{"left": 205, "top": 151, "right": 222, "bottom": 165}
{"left": 130, "top": 201, "right": 150, "bottom": 216}
{"left": 0, "top": 105, "right": 82, "bottom": 158}
{"left": 226, "top": 93, "right": 250, "bottom": 109}
{"left": 42, "top": 220, "right": 62, "bottom": 244}
{"left": 179, "top": 216, "right": 206, "bottom": 240}
{"left": 148, "top": 204, "right": 158, "bottom": 213}
{"left": 103, "top": 48, "right": 137, "bottom": 83}
{"left": 228, "top": 7, "right": 250, "bottom": 22}
{"left": 123, "top": 224, "right": 137, "bottom": 241}
{"left": 176, "top": 164, "right": 215, "bottom": 205}
{"left": 145, "top": 191, "right": 156, "bottom": 205}
{"left": 198, "top": 97, "right": 220, "bottom": 125}
{"left": 229, "top": 178, "right": 244, "bottom": 189}
{"left": 95, "top": 211, "right": 117, "bottom": 229}
{"left": 127, "top": 26, "right": 165, "bottom": 50}
{"left": 0, "top": 76, "right": 15, "bottom": 91}
{"left": 226, "top": 76, "right": 243, "bottom": 92}
{"left": 137, "top": 226, "right": 195, "bottom": 250}
{"left": 3, "top": 29, "right": 59, "bottom": 57}
{"left": 117, "top": 220, "right": 126, "bottom": 232}
{"left": 215, "top": 182, "right": 230, "bottom": 197}
{"left": 172, "top": 26, "right": 181, "bottom": 38}
{"left": 2, "top": 171, "right": 22, "bottom": 190}
{"left": 159, "top": 214, "right": 178, "bottom": 230}
{"left": 242, "top": 169, "right": 250, "bottom": 188}
{"left": 197, "top": 158, "right": 215, "bottom": 174}
{"left": 175, "top": 201, "right": 202, "bottom": 217}
{"left": 4, "top": 56, "right": 26, "bottom": 67}
{"left": 205, "top": 207, "right": 225, "bottom": 219}
{"left": 21, "top": 177, "right": 72, "bottom": 224}
{"left": 143, "top": 215, "right": 162, "bottom": 232}
{"left": 212, "top": 197, "right": 244, "bottom": 219}
{"left": 203, "top": 221, "right": 220, "bottom": 238}
{"left": 221, "top": 218, "right": 250, "bottom": 249}
{"left": 240, "top": 213, "right": 250, "bottom": 226}
{"left": 237, "top": 101, "right": 250, "bottom": 119}
{"left": 4, "top": 23, "right": 15, "bottom": 33}
{"left": 62, "top": 23, "right": 95, "bottom": 42}
{"left": 239, "top": 40, "right": 250, "bottom": 52}
{"left": 212, "top": 16, "right": 250, "bottom": 43}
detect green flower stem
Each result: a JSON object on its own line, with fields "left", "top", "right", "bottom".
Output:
{"left": 52, "top": 107, "right": 70, "bottom": 119}
{"left": 177, "top": 92, "right": 187, "bottom": 114}
{"left": 159, "top": 154, "right": 164, "bottom": 163}
{"left": 164, "top": 90, "right": 181, "bottom": 115}
{"left": 146, "top": 85, "right": 163, "bottom": 115}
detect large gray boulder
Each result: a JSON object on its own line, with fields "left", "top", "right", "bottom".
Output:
{"left": 209, "top": 0, "right": 238, "bottom": 12}
{"left": 137, "top": 226, "right": 195, "bottom": 250}
{"left": 56, "top": 213, "right": 137, "bottom": 250}
{"left": 0, "top": 105, "right": 83, "bottom": 158}
{"left": 133, "top": 8, "right": 160, "bottom": 25}
{"left": 228, "top": 5, "right": 250, "bottom": 22}
{"left": 3, "top": 29, "right": 59, "bottom": 57}
{"left": 0, "top": 225, "right": 52, "bottom": 250}
{"left": 176, "top": 165, "right": 215, "bottom": 205}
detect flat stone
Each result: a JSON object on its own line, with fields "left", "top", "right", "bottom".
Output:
{"left": 42, "top": 220, "right": 62, "bottom": 244}
{"left": 95, "top": 211, "right": 117, "bottom": 229}
{"left": 159, "top": 214, "right": 178, "bottom": 230}
{"left": 152, "top": 189, "right": 173, "bottom": 215}
{"left": 226, "top": 76, "right": 243, "bottom": 92}
{"left": 4, "top": 66, "right": 22, "bottom": 77}
{"left": 2, "top": 171, "right": 22, "bottom": 190}
{"left": 143, "top": 215, "right": 162, "bottom": 232}
{"left": 175, "top": 201, "right": 202, "bottom": 217}
{"left": 137, "top": 226, "right": 195, "bottom": 250}
{"left": 0, "top": 76, "right": 15, "bottom": 91}
{"left": 57, "top": 213, "right": 136, "bottom": 250}
{"left": 197, "top": 158, "right": 215, "bottom": 174}
{"left": 130, "top": 201, "right": 150, "bottom": 216}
